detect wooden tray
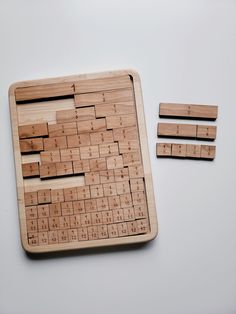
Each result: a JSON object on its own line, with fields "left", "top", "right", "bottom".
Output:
{"left": 9, "top": 69, "right": 158, "bottom": 253}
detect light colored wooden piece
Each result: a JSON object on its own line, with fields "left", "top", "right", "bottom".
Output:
{"left": 56, "top": 162, "right": 73, "bottom": 176}
{"left": 15, "top": 82, "right": 74, "bottom": 102}
{"left": 43, "top": 136, "right": 67, "bottom": 151}
{"left": 37, "top": 189, "right": 51, "bottom": 204}
{"left": 102, "top": 210, "right": 114, "bottom": 224}
{"left": 20, "top": 138, "right": 44, "bottom": 153}
{"left": 114, "top": 167, "right": 129, "bottom": 182}
{"left": 67, "top": 134, "right": 91, "bottom": 148}
{"left": 100, "top": 170, "right": 115, "bottom": 184}
{"left": 186, "top": 144, "right": 201, "bottom": 158}
{"left": 9, "top": 70, "right": 157, "bottom": 253}
{"left": 171, "top": 144, "right": 187, "bottom": 158}
{"left": 51, "top": 189, "right": 64, "bottom": 203}
{"left": 106, "top": 155, "right": 124, "bottom": 169}
{"left": 113, "top": 126, "right": 138, "bottom": 141}
{"left": 89, "top": 158, "right": 107, "bottom": 172}
{"left": 19, "top": 123, "right": 48, "bottom": 139}
{"left": 130, "top": 178, "right": 144, "bottom": 192}
{"left": 200, "top": 145, "right": 216, "bottom": 160}
{"left": 117, "top": 222, "right": 128, "bottom": 237}
{"left": 90, "top": 184, "right": 104, "bottom": 198}
{"left": 99, "top": 143, "right": 119, "bottom": 157}
{"left": 77, "top": 186, "right": 91, "bottom": 200}
{"left": 157, "top": 123, "right": 197, "bottom": 138}
{"left": 75, "top": 88, "right": 133, "bottom": 108}
{"left": 159, "top": 103, "right": 218, "bottom": 120}
{"left": 73, "top": 160, "right": 90, "bottom": 173}
{"left": 196, "top": 125, "right": 217, "bottom": 140}
{"left": 128, "top": 165, "right": 144, "bottom": 179}
{"left": 122, "top": 151, "right": 141, "bottom": 166}
{"left": 156, "top": 143, "right": 172, "bottom": 157}
{"left": 60, "top": 148, "right": 80, "bottom": 162}
{"left": 116, "top": 181, "right": 131, "bottom": 195}
{"left": 77, "top": 118, "right": 106, "bottom": 133}
{"left": 96, "top": 197, "right": 109, "bottom": 211}
{"left": 39, "top": 163, "right": 57, "bottom": 179}
{"left": 22, "top": 162, "right": 40, "bottom": 178}
{"left": 123, "top": 207, "right": 135, "bottom": 221}
{"left": 103, "top": 183, "right": 117, "bottom": 196}
{"left": 73, "top": 200, "right": 85, "bottom": 214}
{"left": 134, "top": 204, "right": 148, "bottom": 219}
{"left": 106, "top": 114, "right": 136, "bottom": 129}
{"left": 64, "top": 187, "right": 78, "bottom": 202}
{"left": 120, "top": 194, "right": 133, "bottom": 208}
{"left": 48, "top": 122, "right": 77, "bottom": 137}
{"left": 97, "top": 225, "right": 108, "bottom": 239}
{"left": 74, "top": 75, "right": 132, "bottom": 94}
{"left": 84, "top": 171, "right": 100, "bottom": 185}
{"left": 40, "top": 150, "right": 61, "bottom": 164}
{"left": 118, "top": 140, "right": 140, "bottom": 153}
{"left": 24, "top": 191, "right": 38, "bottom": 206}
{"left": 108, "top": 195, "right": 121, "bottom": 210}
{"left": 25, "top": 206, "right": 38, "bottom": 219}
{"left": 90, "top": 130, "right": 114, "bottom": 145}
{"left": 56, "top": 107, "right": 95, "bottom": 123}
{"left": 85, "top": 199, "right": 97, "bottom": 213}
{"left": 61, "top": 202, "right": 74, "bottom": 216}
{"left": 95, "top": 102, "right": 135, "bottom": 118}
{"left": 49, "top": 203, "right": 61, "bottom": 217}
{"left": 80, "top": 145, "right": 99, "bottom": 159}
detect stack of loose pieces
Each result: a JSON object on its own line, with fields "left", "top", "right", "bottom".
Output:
{"left": 156, "top": 103, "right": 218, "bottom": 160}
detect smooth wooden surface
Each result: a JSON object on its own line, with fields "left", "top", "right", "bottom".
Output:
{"left": 9, "top": 69, "right": 158, "bottom": 253}
{"left": 156, "top": 143, "right": 216, "bottom": 160}
{"left": 159, "top": 103, "right": 218, "bottom": 120}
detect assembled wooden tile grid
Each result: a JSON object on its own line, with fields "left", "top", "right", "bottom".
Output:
{"left": 9, "top": 70, "right": 157, "bottom": 253}
{"left": 156, "top": 103, "right": 218, "bottom": 160}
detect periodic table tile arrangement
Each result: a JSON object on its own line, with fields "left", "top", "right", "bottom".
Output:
{"left": 9, "top": 70, "right": 157, "bottom": 253}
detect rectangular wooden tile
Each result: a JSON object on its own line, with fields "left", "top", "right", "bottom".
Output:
{"left": 77, "top": 186, "right": 91, "bottom": 200}
{"left": 100, "top": 170, "right": 115, "bottom": 184}
{"left": 37, "top": 189, "right": 51, "bottom": 204}
{"left": 60, "top": 148, "right": 80, "bottom": 162}
{"left": 38, "top": 232, "right": 48, "bottom": 246}
{"left": 68, "top": 229, "right": 79, "bottom": 242}
{"left": 90, "top": 184, "right": 104, "bottom": 198}
{"left": 59, "top": 216, "right": 70, "bottom": 229}
{"left": 116, "top": 181, "right": 131, "bottom": 195}
{"left": 25, "top": 206, "right": 38, "bottom": 220}
{"left": 48, "top": 122, "right": 77, "bottom": 137}
{"left": 157, "top": 123, "right": 197, "bottom": 138}
{"left": 49, "top": 203, "right": 61, "bottom": 217}
{"left": 107, "top": 224, "right": 118, "bottom": 238}
{"left": 20, "top": 138, "right": 44, "bottom": 153}
{"left": 15, "top": 82, "right": 74, "bottom": 102}
{"left": 24, "top": 191, "right": 38, "bottom": 206}
{"left": 114, "top": 167, "right": 129, "bottom": 182}
{"left": 56, "top": 107, "right": 95, "bottom": 123}
{"left": 134, "top": 204, "right": 148, "bottom": 220}
{"left": 58, "top": 230, "right": 69, "bottom": 243}
{"left": 106, "top": 114, "right": 136, "bottom": 129}
{"left": 84, "top": 171, "right": 100, "bottom": 185}
{"left": 37, "top": 218, "right": 49, "bottom": 232}
{"left": 64, "top": 187, "right": 78, "bottom": 201}
{"left": 159, "top": 103, "right": 218, "bottom": 120}
{"left": 120, "top": 193, "right": 133, "bottom": 208}
{"left": 122, "top": 151, "right": 141, "bottom": 166}
{"left": 22, "top": 162, "right": 40, "bottom": 178}
{"left": 103, "top": 183, "right": 117, "bottom": 196}
{"left": 85, "top": 199, "right": 97, "bottom": 212}
{"left": 102, "top": 210, "right": 114, "bottom": 224}
{"left": 186, "top": 144, "right": 201, "bottom": 158}
{"left": 26, "top": 220, "right": 38, "bottom": 232}
{"left": 96, "top": 197, "right": 109, "bottom": 211}
{"left": 89, "top": 157, "right": 107, "bottom": 172}
{"left": 28, "top": 233, "right": 38, "bottom": 246}
{"left": 43, "top": 136, "right": 67, "bottom": 151}
{"left": 123, "top": 207, "right": 135, "bottom": 221}
{"left": 48, "top": 217, "right": 60, "bottom": 230}
{"left": 75, "top": 88, "right": 133, "bottom": 108}
{"left": 56, "top": 161, "right": 73, "bottom": 176}
{"left": 74, "top": 75, "right": 132, "bottom": 94}
{"left": 77, "top": 118, "right": 106, "bottom": 133}
{"left": 171, "top": 144, "right": 187, "bottom": 158}
{"left": 95, "top": 102, "right": 135, "bottom": 118}
{"left": 39, "top": 163, "right": 57, "bottom": 179}
{"left": 61, "top": 202, "right": 74, "bottom": 216}
{"left": 97, "top": 225, "right": 108, "bottom": 239}
{"left": 40, "top": 150, "right": 61, "bottom": 164}
{"left": 112, "top": 209, "right": 124, "bottom": 223}
{"left": 80, "top": 145, "right": 99, "bottom": 159}
{"left": 78, "top": 227, "right": 88, "bottom": 241}
{"left": 130, "top": 178, "right": 144, "bottom": 192}
{"left": 196, "top": 125, "right": 217, "bottom": 140}
{"left": 80, "top": 213, "right": 92, "bottom": 226}
{"left": 113, "top": 126, "right": 139, "bottom": 141}
{"left": 19, "top": 123, "right": 48, "bottom": 139}
{"left": 90, "top": 130, "right": 114, "bottom": 145}
{"left": 67, "top": 134, "right": 91, "bottom": 148}
{"left": 99, "top": 143, "right": 119, "bottom": 157}
{"left": 128, "top": 165, "right": 144, "bottom": 179}
{"left": 73, "top": 160, "right": 90, "bottom": 173}
{"left": 132, "top": 192, "right": 145, "bottom": 205}
{"left": 106, "top": 155, "right": 124, "bottom": 169}
{"left": 118, "top": 140, "right": 140, "bottom": 154}
{"left": 156, "top": 143, "right": 172, "bottom": 157}
{"left": 136, "top": 219, "right": 149, "bottom": 234}
{"left": 37, "top": 204, "right": 50, "bottom": 218}
{"left": 88, "top": 226, "right": 98, "bottom": 240}
{"left": 69, "top": 215, "right": 81, "bottom": 228}
{"left": 117, "top": 222, "right": 128, "bottom": 237}
{"left": 200, "top": 145, "right": 216, "bottom": 160}
{"left": 73, "top": 200, "right": 85, "bottom": 214}
{"left": 48, "top": 231, "right": 58, "bottom": 244}
{"left": 127, "top": 220, "right": 138, "bottom": 235}
{"left": 108, "top": 195, "right": 121, "bottom": 210}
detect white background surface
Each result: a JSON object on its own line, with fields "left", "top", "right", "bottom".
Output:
{"left": 0, "top": 1, "right": 236, "bottom": 313}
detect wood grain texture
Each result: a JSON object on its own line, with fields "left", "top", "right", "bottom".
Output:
{"left": 159, "top": 103, "right": 218, "bottom": 120}
{"left": 9, "top": 69, "right": 158, "bottom": 253}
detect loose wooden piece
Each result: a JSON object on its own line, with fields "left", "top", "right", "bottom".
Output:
{"left": 156, "top": 143, "right": 216, "bottom": 160}
{"left": 157, "top": 123, "right": 197, "bottom": 139}
{"left": 9, "top": 70, "right": 157, "bottom": 253}
{"left": 159, "top": 103, "right": 218, "bottom": 120}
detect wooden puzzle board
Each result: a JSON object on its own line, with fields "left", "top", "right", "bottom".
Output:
{"left": 9, "top": 70, "right": 157, "bottom": 253}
